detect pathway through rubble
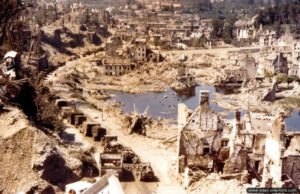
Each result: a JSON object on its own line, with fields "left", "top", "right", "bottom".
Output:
{"left": 45, "top": 56, "right": 181, "bottom": 194}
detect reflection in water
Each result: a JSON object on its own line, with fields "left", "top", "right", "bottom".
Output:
{"left": 285, "top": 109, "right": 300, "bottom": 131}
{"left": 110, "top": 86, "right": 300, "bottom": 131}
{"left": 111, "top": 85, "right": 228, "bottom": 119}
{"left": 174, "top": 87, "right": 196, "bottom": 99}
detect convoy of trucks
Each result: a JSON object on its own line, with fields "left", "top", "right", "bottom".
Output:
{"left": 55, "top": 98, "right": 155, "bottom": 181}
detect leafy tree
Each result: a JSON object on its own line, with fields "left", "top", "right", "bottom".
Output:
{"left": 222, "top": 17, "right": 236, "bottom": 44}
{"left": 212, "top": 19, "right": 224, "bottom": 39}
{"left": 255, "top": 2, "right": 300, "bottom": 27}
{"left": 287, "top": 75, "right": 298, "bottom": 88}
{"left": 0, "top": 0, "right": 34, "bottom": 48}
{"left": 264, "top": 69, "right": 274, "bottom": 82}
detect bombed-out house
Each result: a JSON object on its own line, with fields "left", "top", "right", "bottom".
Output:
{"left": 220, "top": 54, "right": 257, "bottom": 86}
{"left": 234, "top": 19, "right": 256, "bottom": 42}
{"left": 264, "top": 53, "right": 288, "bottom": 74}
{"left": 177, "top": 90, "right": 300, "bottom": 188}
{"left": 176, "top": 64, "right": 196, "bottom": 89}
{"left": 177, "top": 91, "right": 225, "bottom": 175}
{"left": 131, "top": 39, "right": 161, "bottom": 62}
{"left": 289, "top": 41, "right": 300, "bottom": 78}
{"left": 259, "top": 30, "right": 277, "bottom": 48}
{"left": 223, "top": 69, "right": 247, "bottom": 84}
{"left": 106, "top": 36, "right": 123, "bottom": 57}
{"left": 102, "top": 58, "right": 135, "bottom": 76}
{"left": 134, "top": 39, "right": 147, "bottom": 62}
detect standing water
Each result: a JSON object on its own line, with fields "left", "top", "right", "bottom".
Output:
{"left": 110, "top": 85, "right": 299, "bottom": 131}
{"left": 285, "top": 109, "right": 300, "bottom": 131}
{"left": 111, "top": 85, "right": 231, "bottom": 119}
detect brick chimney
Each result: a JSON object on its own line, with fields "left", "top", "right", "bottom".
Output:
{"left": 200, "top": 91, "right": 209, "bottom": 106}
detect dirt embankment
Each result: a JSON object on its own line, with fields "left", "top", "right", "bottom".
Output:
{"left": 0, "top": 108, "right": 99, "bottom": 194}
{"left": 41, "top": 22, "right": 105, "bottom": 66}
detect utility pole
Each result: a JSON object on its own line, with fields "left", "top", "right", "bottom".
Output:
{"left": 102, "top": 101, "right": 104, "bottom": 120}
{"left": 114, "top": 102, "right": 116, "bottom": 116}
{"left": 107, "top": 102, "right": 110, "bottom": 116}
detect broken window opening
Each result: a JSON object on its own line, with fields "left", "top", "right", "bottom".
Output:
{"left": 203, "top": 147, "right": 210, "bottom": 154}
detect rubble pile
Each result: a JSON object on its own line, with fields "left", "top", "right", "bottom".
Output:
{"left": 1, "top": 0, "right": 300, "bottom": 193}
{"left": 0, "top": 118, "right": 99, "bottom": 194}
{"left": 188, "top": 175, "right": 249, "bottom": 194}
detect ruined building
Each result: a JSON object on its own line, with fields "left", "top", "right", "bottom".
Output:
{"left": 177, "top": 91, "right": 225, "bottom": 175}
{"left": 176, "top": 64, "right": 196, "bottom": 89}
{"left": 177, "top": 90, "right": 300, "bottom": 188}
{"left": 132, "top": 40, "right": 161, "bottom": 63}
{"left": 264, "top": 53, "right": 288, "bottom": 75}
{"left": 259, "top": 30, "right": 277, "bottom": 48}
{"left": 102, "top": 58, "right": 135, "bottom": 76}
{"left": 289, "top": 41, "right": 300, "bottom": 78}
{"left": 134, "top": 41, "right": 147, "bottom": 62}
{"left": 105, "top": 36, "right": 123, "bottom": 57}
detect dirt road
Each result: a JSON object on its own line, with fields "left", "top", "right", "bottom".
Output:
{"left": 45, "top": 55, "right": 182, "bottom": 193}
{"left": 160, "top": 46, "right": 260, "bottom": 55}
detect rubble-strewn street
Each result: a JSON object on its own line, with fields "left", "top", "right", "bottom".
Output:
{"left": 1, "top": 0, "right": 300, "bottom": 194}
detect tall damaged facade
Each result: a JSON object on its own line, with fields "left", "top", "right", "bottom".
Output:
{"left": 177, "top": 91, "right": 225, "bottom": 175}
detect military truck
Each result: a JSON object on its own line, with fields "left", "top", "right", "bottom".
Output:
{"left": 99, "top": 153, "right": 123, "bottom": 178}
{"left": 122, "top": 147, "right": 140, "bottom": 164}
{"left": 102, "top": 135, "right": 118, "bottom": 147}
{"left": 104, "top": 140, "right": 123, "bottom": 153}
{"left": 69, "top": 112, "right": 84, "bottom": 125}
{"left": 72, "top": 114, "right": 87, "bottom": 128}
{"left": 135, "top": 163, "right": 155, "bottom": 181}
{"left": 55, "top": 99, "right": 72, "bottom": 108}
{"left": 81, "top": 122, "right": 106, "bottom": 141}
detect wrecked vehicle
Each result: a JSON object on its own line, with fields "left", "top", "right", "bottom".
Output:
{"left": 135, "top": 162, "right": 155, "bottom": 181}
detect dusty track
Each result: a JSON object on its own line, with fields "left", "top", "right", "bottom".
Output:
{"left": 45, "top": 55, "right": 180, "bottom": 193}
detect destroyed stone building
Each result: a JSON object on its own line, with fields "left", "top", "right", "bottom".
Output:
{"left": 176, "top": 64, "right": 196, "bottom": 89}
{"left": 234, "top": 19, "right": 257, "bottom": 43}
{"left": 102, "top": 58, "right": 135, "bottom": 76}
{"left": 105, "top": 36, "right": 123, "bottom": 57}
{"left": 264, "top": 53, "right": 288, "bottom": 74}
{"left": 177, "top": 91, "right": 225, "bottom": 174}
{"left": 134, "top": 40, "right": 147, "bottom": 62}
{"left": 259, "top": 30, "right": 277, "bottom": 48}
{"left": 2, "top": 1, "right": 300, "bottom": 194}
{"left": 289, "top": 41, "right": 300, "bottom": 78}
{"left": 177, "top": 90, "right": 300, "bottom": 188}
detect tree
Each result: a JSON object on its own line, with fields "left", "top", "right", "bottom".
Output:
{"left": 264, "top": 69, "right": 274, "bottom": 82}
{"left": 287, "top": 75, "right": 297, "bottom": 88}
{"left": 212, "top": 19, "right": 224, "bottom": 39}
{"left": 0, "top": 0, "right": 34, "bottom": 48}
{"left": 275, "top": 73, "right": 287, "bottom": 84}
{"left": 222, "top": 17, "right": 236, "bottom": 44}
